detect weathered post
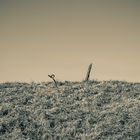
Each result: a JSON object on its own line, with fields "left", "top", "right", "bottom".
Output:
{"left": 85, "top": 63, "right": 92, "bottom": 82}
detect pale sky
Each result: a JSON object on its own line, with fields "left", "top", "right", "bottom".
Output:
{"left": 0, "top": 0, "right": 140, "bottom": 82}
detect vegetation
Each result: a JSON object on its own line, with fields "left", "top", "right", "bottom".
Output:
{"left": 0, "top": 80, "right": 140, "bottom": 140}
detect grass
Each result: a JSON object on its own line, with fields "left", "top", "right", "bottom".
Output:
{"left": 0, "top": 80, "right": 140, "bottom": 140}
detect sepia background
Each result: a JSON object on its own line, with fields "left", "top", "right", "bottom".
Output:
{"left": 0, "top": 0, "right": 140, "bottom": 82}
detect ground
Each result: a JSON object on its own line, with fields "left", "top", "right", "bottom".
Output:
{"left": 0, "top": 80, "right": 140, "bottom": 140}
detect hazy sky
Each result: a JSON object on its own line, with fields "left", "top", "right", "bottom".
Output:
{"left": 0, "top": 0, "right": 140, "bottom": 82}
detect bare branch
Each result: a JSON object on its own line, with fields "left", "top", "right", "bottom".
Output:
{"left": 48, "top": 74, "right": 58, "bottom": 88}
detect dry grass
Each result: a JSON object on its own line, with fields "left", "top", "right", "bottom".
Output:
{"left": 0, "top": 80, "right": 140, "bottom": 140}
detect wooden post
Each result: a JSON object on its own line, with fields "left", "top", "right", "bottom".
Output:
{"left": 85, "top": 63, "right": 92, "bottom": 82}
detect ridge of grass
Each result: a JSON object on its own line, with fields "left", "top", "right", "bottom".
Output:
{"left": 0, "top": 80, "right": 140, "bottom": 140}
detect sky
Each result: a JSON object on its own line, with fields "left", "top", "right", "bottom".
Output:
{"left": 0, "top": 0, "right": 140, "bottom": 82}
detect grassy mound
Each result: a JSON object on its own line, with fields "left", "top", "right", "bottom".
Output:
{"left": 0, "top": 80, "right": 140, "bottom": 140}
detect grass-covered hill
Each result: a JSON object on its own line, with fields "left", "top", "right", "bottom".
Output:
{"left": 0, "top": 80, "right": 140, "bottom": 140}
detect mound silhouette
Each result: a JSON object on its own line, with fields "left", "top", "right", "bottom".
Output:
{"left": 0, "top": 80, "right": 140, "bottom": 140}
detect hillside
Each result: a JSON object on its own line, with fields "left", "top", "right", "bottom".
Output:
{"left": 0, "top": 80, "right": 140, "bottom": 140}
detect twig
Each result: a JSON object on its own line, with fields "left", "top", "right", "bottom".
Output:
{"left": 48, "top": 74, "right": 61, "bottom": 94}
{"left": 48, "top": 74, "right": 58, "bottom": 88}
